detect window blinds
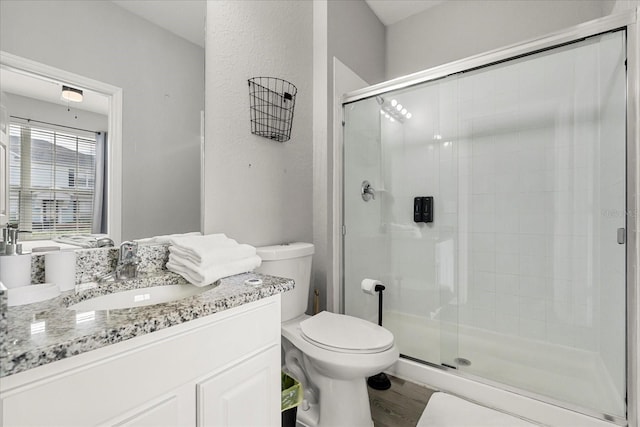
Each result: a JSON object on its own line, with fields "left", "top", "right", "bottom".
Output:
{"left": 9, "top": 123, "right": 97, "bottom": 239}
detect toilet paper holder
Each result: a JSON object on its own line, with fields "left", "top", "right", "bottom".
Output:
{"left": 362, "top": 280, "right": 392, "bottom": 391}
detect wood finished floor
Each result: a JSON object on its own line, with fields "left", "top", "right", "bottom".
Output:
{"left": 368, "top": 374, "right": 436, "bottom": 427}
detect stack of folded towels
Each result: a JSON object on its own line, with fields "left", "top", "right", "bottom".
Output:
{"left": 166, "top": 233, "right": 261, "bottom": 287}
{"left": 135, "top": 231, "right": 202, "bottom": 245}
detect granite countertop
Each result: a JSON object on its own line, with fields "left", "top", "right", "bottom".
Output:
{"left": 0, "top": 272, "right": 293, "bottom": 378}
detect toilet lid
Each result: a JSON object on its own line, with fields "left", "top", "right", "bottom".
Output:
{"left": 299, "top": 311, "right": 394, "bottom": 353}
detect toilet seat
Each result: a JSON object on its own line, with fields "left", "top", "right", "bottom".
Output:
{"left": 299, "top": 311, "right": 394, "bottom": 354}
{"left": 282, "top": 313, "right": 399, "bottom": 381}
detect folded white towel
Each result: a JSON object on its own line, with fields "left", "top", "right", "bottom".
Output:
{"left": 167, "top": 255, "right": 262, "bottom": 287}
{"left": 54, "top": 234, "right": 109, "bottom": 248}
{"left": 169, "top": 244, "right": 256, "bottom": 265}
{"left": 168, "top": 233, "right": 241, "bottom": 260}
{"left": 136, "top": 232, "right": 202, "bottom": 245}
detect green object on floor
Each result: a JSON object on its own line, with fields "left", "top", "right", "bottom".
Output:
{"left": 281, "top": 372, "right": 303, "bottom": 412}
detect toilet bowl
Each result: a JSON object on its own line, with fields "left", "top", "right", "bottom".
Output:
{"left": 255, "top": 243, "right": 399, "bottom": 427}
{"left": 285, "top": 312, "right": 397, "bottom": 379}
{"left": 282, "top": 312, "right": 399, "bottom": 427}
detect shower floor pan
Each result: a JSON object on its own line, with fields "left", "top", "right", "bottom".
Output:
{"left": 383, "top": 310, "right": 624, "bottom": 420}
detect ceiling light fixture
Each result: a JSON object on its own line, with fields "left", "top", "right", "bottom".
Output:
{"left": 61, "top": 85, "right": 84, "bottom": 102}
{"left": 379, "top": 98, "right": 412, "bottom": 124}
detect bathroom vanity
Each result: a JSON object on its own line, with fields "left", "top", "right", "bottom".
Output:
{"left": 0, "top": 269, "right": 293, "bottom": 426}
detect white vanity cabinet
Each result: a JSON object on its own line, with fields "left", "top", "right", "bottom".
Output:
{"left": 0, "top": 295, "right": 282, "bottom": 427}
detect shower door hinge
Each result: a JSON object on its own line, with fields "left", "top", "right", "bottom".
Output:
{"left": 342, "top": 120, "right": 345, "bottom": 126}
{"left": 617, "top": 228, "right": 626, "bottom": 244}
{"left": 342, "top": 225, "right": 346, "bottom": 236}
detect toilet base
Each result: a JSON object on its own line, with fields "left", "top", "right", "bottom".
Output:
{"left": 281, "top": 315, "right": 398, "bottom": 427}
{"left": 302, "top": 359, "right": 375, "bottom": 427}
{"left": 294, "top": 377, "right": 374, "bottom": 427}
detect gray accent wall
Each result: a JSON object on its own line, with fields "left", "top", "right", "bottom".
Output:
{"left": 328, "top": 0, "right": 386, "bottom": 86}
{"left": 0, "top": 0, "right": 204, "bottom": 241}
{"left": 311, "top": 0, "right": 386, "bottom": 313}
{"left": 386, "top": 0, "right": 612, "bottom": 79}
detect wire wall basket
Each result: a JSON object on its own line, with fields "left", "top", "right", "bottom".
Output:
{"left": 248, "top": 77, "right": 297, "bottom": 142}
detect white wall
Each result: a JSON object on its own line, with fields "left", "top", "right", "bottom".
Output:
{"left": 385, "top": 0, "right": 610, "bottom": 79}
{"left": 204, "top": 1, "right": 313, "bottom": 247}
{"left": 0, "top": 0, "right": 204, "bottom": 240}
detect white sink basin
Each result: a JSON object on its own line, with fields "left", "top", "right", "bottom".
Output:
{"left": 8, "top": 283, "right": 61, "bottom": 307}
{"left": 68, "top": 284, "right": 215, "bottom": 311}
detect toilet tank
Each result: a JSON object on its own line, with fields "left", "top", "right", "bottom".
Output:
{"left": 255, "top": 242, "right": 314, "bottom": 322}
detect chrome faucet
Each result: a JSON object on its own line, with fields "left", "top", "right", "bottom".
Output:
{"left": 116, "top": 241, "right": 139, "bottom": 280}
{"left": 97, "top": 241, "right": 139, "bottom": 283}
{"left": 1, "top": 223, "right": 24, "bottom": 255}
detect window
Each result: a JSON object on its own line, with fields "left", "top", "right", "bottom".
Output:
{"left": 9, "top": 123, "right": 97, "bottom": 239}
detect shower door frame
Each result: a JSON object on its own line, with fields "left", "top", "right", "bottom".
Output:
{"left": 338, "top": 9, "right": 639, "bottom": 427}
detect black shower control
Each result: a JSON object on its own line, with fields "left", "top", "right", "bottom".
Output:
{"left": 413, "top": 197, "right": 423, "bottom": 222}
{"left": 413, "top": 197, "right": 434, "bottom": 223}
{"left": 422, "top": 196, "right": 433, "bottom": 223}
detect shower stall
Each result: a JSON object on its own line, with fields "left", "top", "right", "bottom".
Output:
{"left": 341, "top": 12, "right": 638, "bottom": 426}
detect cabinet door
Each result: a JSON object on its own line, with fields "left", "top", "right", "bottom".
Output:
{"left": 113, "top": 397, "right": 180, "bottom": 427}
{"left": 197, "top": 345, "right": 280, "bottom": 427}
{"left": 101, "top": 383, "right": 195, "bottom": 427}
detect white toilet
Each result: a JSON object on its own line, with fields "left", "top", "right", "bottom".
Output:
{"left": 256, "top": 242, "right": 399, "bottom": 427}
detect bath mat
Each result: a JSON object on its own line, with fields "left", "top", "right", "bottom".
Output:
{"left": 417, "top": 392, "right": 539, "bottom": 427}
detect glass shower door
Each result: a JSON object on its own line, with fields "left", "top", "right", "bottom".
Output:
{"left": 343, "top": 97, "right": 388, "bottom": 326}
{"left": 343, "top": 74, "right": 461, "bottom": 366}
{"left": 448, "top": 30, "right": 627, "bottom": 417}
{"left": 343, "top": 28, "right": 627, "bottom": 421}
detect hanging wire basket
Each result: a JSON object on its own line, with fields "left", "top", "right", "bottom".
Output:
{"left": 248, "top": 77, "right": 297, "bottom": 142}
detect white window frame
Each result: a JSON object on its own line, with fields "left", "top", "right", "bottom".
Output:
{"left": 9, "top": 122, "right": 99, "bottom": 237}
{"left": 0, "top": 51, "right": 123, "bottom": 243}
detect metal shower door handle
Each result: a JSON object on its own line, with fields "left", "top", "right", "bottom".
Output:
{"left": 361, "top": 180, "right": 375, "bottom": 201}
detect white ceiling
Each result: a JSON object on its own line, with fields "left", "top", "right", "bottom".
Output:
{"left": 112, "top": 0, "right": 206, "bottom": 48}
{"left": 0, "top": 68, "right": 109, "bottom": 115}
{"left": 365, "top": 0, "right": 445, "bottom": 26}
